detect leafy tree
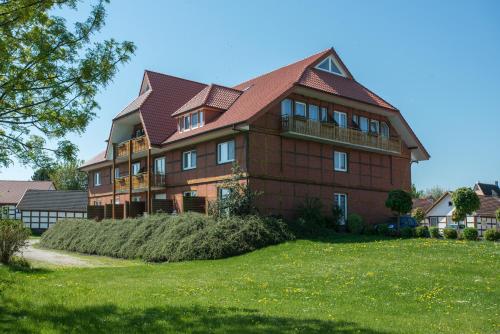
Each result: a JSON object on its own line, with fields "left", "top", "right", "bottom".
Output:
{"left": 385, "top": 190, "right": 413, "bottom": 232}
{"left": 410, "top": 184, "right": 424, "bottom": 199}
{"left": 0, "top": 219, "right": 31, "bottom": 264}
{"left": 412, "top": 207, "right": 426, "bottom": 224}
{"left": 49, "top": 160, "right": 87, "bottom": 190}
{"left": 0, "top": 0, "right": 135, "bottom": 168}
{"left": 451, "top": 187, "right": 480, "bottom": 231}
{"left": 424, "top": 186, "right": 446, "bottom": 200}
{"left": 496, "top": 208, "right": 500, "bottom": 222}
{"left": 31, "top": 166, "right": 55, "bottom": 181}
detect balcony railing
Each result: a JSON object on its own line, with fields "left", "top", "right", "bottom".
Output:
{"left": 132, "top": 172, "right": 148, "bottom": 190}
{"left": 281, "top": 116, "right": 401, "bottom": 154}
{"left": 151, "top": 173, "right": 166, "bottom": 188}
{"left": 115, "top": 176, "right": 129, "bottom": 193}
{"left": 116, "top": 135, "right": 149, "bottom": 159}
{"left": 115, "top": 172, "right": 166, "bottom": 193}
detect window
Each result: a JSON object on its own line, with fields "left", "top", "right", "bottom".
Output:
{"left": 352, "top": 115, "right": 359, "bottom": 127}
{"left": 183, "top": 190, "right": 197, "bottom": 197}
{"left": 132, "top": 162, "right": 141, "bottom": 175}
{"left": 179, "top": 118, "right": 184, "bottom": 131}
{"left": 114, "top": 167, "right": 120, "bottom": 179}
{"left": 294, "top": 101, "right": 306, "bottom": 117}
{"left": 132, "top": 196, "right": 141, "bottom": 202}
{"left": 448, "top": 201, "right": 453, "bottom": 207}
{"left": 135, "top": 128, "right": 145, "bottom": 138}
{"left": 94, "top": 172, "right": 101, "bottom": 186}
{"left": 320, "top": 107, "right": 328, "bottom": 122}
{"left": 309, "top": 104, "right": 319, "bottom": 121}
{"left": 199, "top": 111, "right": 204, "bottom": 125}
{"left": 370, "top": 119, "right": 380, "bottom": 134}
{"left": 334, "top": 151, "right": 348, "bottom": 172}
{"left": 359, "top": 117, "right": 369, "bottom": 133}
{"left": 217, "top": 140, "right": 235, "bottom": 164}
{"left": 183, "top": 115, "right": 190, "bottom": 130}
{"left": 430, "top": 217, "right": 438, "bottom": 227}
{"left": 154, "top": 157, "right": 166, "bottom": 175}
{"left": 334, "top": 193, "right": 348, "bottom": 225}
{"left": 334, "top": 111, "right": 347, "bottom": 128}
{"left": 316, "top": 56, "right": 344, "bottom": 76}
{"left": 191, "top": 112, "right": 199, "bottom": 128}
{"left": 381, "top": 122, "right": 390, "bottom": 138}
{"left": 154, "top": 193, "right": 167, "bottom": 200}
{"left": 219, "top": 188, "right": 231, "bottom": 199}
{"left": 281, "top": 99, "right": 292, "bottom": 118}
{"left": 182, "top": 150, "right": 197, "bottom": 170}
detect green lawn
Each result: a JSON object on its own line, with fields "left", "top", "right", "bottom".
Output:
{"left": 1, "top": 235, "right": 498, "bottom": 333}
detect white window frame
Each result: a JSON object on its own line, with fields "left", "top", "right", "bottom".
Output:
{"left": 334, "top": 151, "right": 348, "bottom": 172}
{"left": 320, "top": 107, "right": 328, "bottom": 122}
{"left": 182, "top": 150, "right": 197, "bottom": 170}
{"left": 217, "top": 140, "right": 235, "bottom": 164}
{"left": 281, "top": 99, "right": 292, "bottom": 118}
{"left": 334, "top": 111, "right": 347, "bottom": 128}
{"left": 219, "top": 188, "right": 231, "bottom": 199}
{"left": 154, "top": 157, "right": 166, "bottom": 175}
{"left": 381, "top": 122, "right": 390, "bottom": 138}
{"left": 308, "top": 104, "right": 319, "bottom": 121}
{"left": 183, "top": 115, "right": 190, "bottom": 131}
{"left": 315, "top": 55, "right": 346, "bottom": 77}
{"left": 294, "top": 101, "right": 306, "bottom": 118}
{"left": 359, "top": 116, "right": 369, "bottom": 133}
{"left": 334, "top": 193, "right": 348, "bottom": 225}
{"left": 114, "top": 167, "right": 120, "bottom": 179}
{"left": 370, "top": 119, "right": 380, "bottom": 134}
{"left": 191, "top": 112, "right": 199, "bottom": 129}
{"left": 94, "top": 172, "right": 101, "bottom": 186}
{"left": 132, "top": 162, "right": 141, "bottom": 176}
{"left": 183, "top": 190, "right": 197, "bottom": 197}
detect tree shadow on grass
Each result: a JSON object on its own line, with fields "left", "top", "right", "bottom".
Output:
{"left": 0, "top": 298, "right": 389, "bottom": 334}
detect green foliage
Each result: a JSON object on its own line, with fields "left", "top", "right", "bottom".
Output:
{"left": 425, "top": 186, "right": 446, "bottom": 200}
{"left": 330, "top": 205, "right": 344, "bottom": 230}
{"left": 346, "top": 213, "right": 364, "bottom": 234}
{"left": 412, "top": 207, "right": 426, "bottom": 224}
{"left": 295, "top": 197, "right": 325, "bottom": 227}
{"left": 385, "top": 190, "right": 413, "bottom": 231}
{"left": 410, "top": 184, "right": 424, "bottom": 199}
{"left": 462, "top": 228, "right": 478, "bottom": 241}
{"left": 451, "top": 188, "right": 480, "bottom": 223}
{"left": 415, "top": 226, "right": 430, "bottom": 238}
{"left": 40, "top": 213, "right": 294, "bottom": 262}
{"left": 400, "top": 227, "right": 415, "bottom": 238}
{"left": 0, "top": 219, "right": 31, "bottom": 264}
{"left": 377, "top": 223, "right": 390, "bottom": 236}
{"left": 443, "top": 228, "right": 458, "bottom": 239}
{"left": 31, "top": 166, "right": 54, "bottom": 181}
{"left": 430, "top": 227, "right": 440, "bottom": 238}
{"left": 496, "top": 208, "right": 500, "bottom": 222}
{"left": 0, "top": 0, "right": 135, "bottom": 168}
{"left": 208, "top": 163, "right": 261, "bottom": 219}
{"left": 49, "top": 160, "right": 87, "bottom": 190}
{"left": 484, "top": 229, "right": 500, "bottom": 241}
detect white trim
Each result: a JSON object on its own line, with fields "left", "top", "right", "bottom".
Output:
{"left": 217, "top": 140, "right": 235, "bottom": 164}
{"left": 183, "top": 190, "right": 197, "bottom": 197}
{"left": 315, "top": 55, "right": 346, "bottom": 77}
{"left": 334, "top": 151, "right": 348, "bottom": 172}
{"left": 294, "top": 101, "right": 307, "bottom": 117}
{"left": 334, "top": 193, "right": 348, "bottom": 224}
{"left": 334, "top": 111, "right": 347, "bottom": 128}
{"left": 182, "top": 150, "right": 197, "bottom": 170}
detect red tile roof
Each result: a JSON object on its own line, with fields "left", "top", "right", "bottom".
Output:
{"left": 172, "top": 84, "right": 242, "bottom": 116}
{"left": 412, "top": 198, "right": 434, "bottom": 211}
{"left": 0, "top": 180, "right": 55, "bottom": 205}
{"left": 80, "top": 149, "right": 107, "bottom": 168}
{"left": 113, "top": 90, "right": 152, "bottom": 120}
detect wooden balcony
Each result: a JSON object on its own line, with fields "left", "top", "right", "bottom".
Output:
{"left": 115, "top": 173, "right": 166, "bottom": 194}
{"left": 115, "top": 136, "right": 149, "bottom": 159}
{"left": 132, "top": 173, "right": 148, "bottom": 190}
{"left": 151, "top": 173, "right": 166, "bottom": 188}
{"left": 115, "top": 176, "right": 129, "bottom": 193}
{"left": 281, "top": 116, "right": 401, "bottom": 155}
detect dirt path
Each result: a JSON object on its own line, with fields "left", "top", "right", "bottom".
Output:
{"left": 20, "top": 240, "right": 91, "bottom": 267}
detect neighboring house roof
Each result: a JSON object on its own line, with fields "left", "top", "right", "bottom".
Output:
{"left": 0, "top": 180, "right": 55, "bottom": 205}
{"left": 17, "top": 190, "right": 88, "bottom": 212}
{"left": 413, "top": 198, "right": 434, "bottom": 211}
{"left": 474, "top": 182, "right": 500, "bottom": 197}
{"left": 80, "top": 149, "right": 107, "bottom": 169}
{"left": 476, "top": 196, "right": 500, "bottom": 217}
{"left": 172, "top": 84, "right": 242, "bottom": 116}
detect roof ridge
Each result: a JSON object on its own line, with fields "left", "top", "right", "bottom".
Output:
{"left": 210, "top": 83, "right": 243, "bottom": 93}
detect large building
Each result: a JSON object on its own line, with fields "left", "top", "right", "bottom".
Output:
{"left": 81, "top": 48, "right": 429, "bottom": 223}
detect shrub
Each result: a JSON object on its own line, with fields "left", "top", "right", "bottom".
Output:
{"left": 430, "top": 227, "right": 440, "bottom": 238}
{"left": 415, "top": 226, "right": 430, "bottom": 238}
{"left": 412, "top": 207, "right": 426, "bottom": 225}
{"left": 443, "top": 228, "right": 458, "bottom": 239}
{"left": 40, "top": 213, "right": 294, "bottom": 262}
{"left": 377, "top": 224, "right": 390, "bottom": 236}
{"left": 364, "top": 224, "right": 377, "bottom": 235}
{"left": 400, "top": 227, "right": 415, "bottom": 238}
{"left": 484, "top": 229, "right": 500, "bottom": 241}
{"left": 462, "top": 227, "right": 478, "bottom": 241}
{"left": 329, "top": 205, "right": 344, "bottom": 231}
{"left": 346, "top": 213, "right": 364, "bottom": 234}
{"left": 296, "top": 197, "right": 326, "bottom": 228}
{"left": 0, "top": 219, "right": 31, "bottom": 264}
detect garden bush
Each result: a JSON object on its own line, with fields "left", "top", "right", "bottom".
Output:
{"left": 377, "top": 224, "right": 390, "bottom": 236}
{"left": 443, "top": 228, "right": 458, "bottom": 239}
{"left": 400, "top": 226, "right": 415, "bottom": 238}
{"left": 40, "top": 213, "right": 294, "bottom": 262}
{"left": 430, "top": 227, "right": 440, "bottom": 238}
{"left": 296, "top": 197, "right": 326, "bottom": 227}
{"left": 462, "top": 227, "right": 478, "bottom": 241}
{"left": 346, "top": 213, "right": 364, "bottom": 234}
{"left": 484, "top": 229, "right": 499, "bottom": 241}
{"left": 0, "top": 219, "right": 31, "bottom": 264}
{"left": 415, "top": 226, "right": 430, "bottom": 238}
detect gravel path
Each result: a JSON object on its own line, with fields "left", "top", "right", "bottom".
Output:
{"left": 20, "top": 240, "right": 91, "bottom": 267}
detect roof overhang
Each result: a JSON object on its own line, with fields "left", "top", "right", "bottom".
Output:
{"left": 293, "top": 85, "right": 430, "bottom": 161}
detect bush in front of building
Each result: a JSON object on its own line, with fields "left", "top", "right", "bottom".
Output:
{"left": 346, "top": 213, "right": 364, "bottom": 234}
{"left": 377, "top": 224, "right": 390, "bottom": 236}
{"left": 484, "top": 229, "right": 500, "bottom": 241}
{"left": 415, "top": 226, "right": 430, "bottom": 238}
{"left": 400, "top": 226, "right": 415, "bottom": 238}
{"left": 40, "top": 213, "right": 294, "bottom": 262}
{"left": 429, "top": 227, "right": 440, "bottom": 238}
{"left": 462, "top": 227, "right": 478, "bottom": 241}
{"left": 0, "top": 219, "right": 31, "bottom": 264}
{"left": 443, "top": 228, "right": 458, "bottom": 239}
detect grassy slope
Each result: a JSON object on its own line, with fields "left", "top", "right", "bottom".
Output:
{"left": 1, "top": 235, "right": 498, "bottom": 333}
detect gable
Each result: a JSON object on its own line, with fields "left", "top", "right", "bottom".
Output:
{"left": 315, "top": 55, "right": 346, "bottom": 76}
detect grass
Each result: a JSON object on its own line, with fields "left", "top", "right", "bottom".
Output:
{"left": 1, "top": 234, "right": 498, "bottom": 333}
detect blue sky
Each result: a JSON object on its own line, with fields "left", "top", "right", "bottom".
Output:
{"left": 2, "top": 0, "right": 499, "bottom": 191}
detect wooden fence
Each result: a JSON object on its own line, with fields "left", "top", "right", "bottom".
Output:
{"left": 87, "top": 205, "right": 105, "bottom": 221}
{"left": 183, "top": 196, "right": 206, "bottom": 214}
{"left": 152, "top": 199, "right": 174, "bottom": 214}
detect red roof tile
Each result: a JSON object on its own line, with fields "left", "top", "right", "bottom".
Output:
{"left": 81, "top": 149, "right": 107, "bottom": 168}
{"left": 172, "top": 84, "right": 242, "bottom": 116}
{"left": 113, "top": 90, "right": 152, "bottom": 120}
{"left": 0, "top": 180, "right": 55, "bottom": 205}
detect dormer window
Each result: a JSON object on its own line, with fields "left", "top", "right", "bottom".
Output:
{"left": 316, "top": 56, "right": 345, "bottom": 76}
{"left": 179, "top": 110, "right": 205, "bottom": 133}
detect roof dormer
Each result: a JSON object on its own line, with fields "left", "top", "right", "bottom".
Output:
{"left": 315, "top": 55, "right": 346, "bottom": 77}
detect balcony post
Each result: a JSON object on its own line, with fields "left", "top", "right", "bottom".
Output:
{"left": 147, "top": 148, "right": 151, "bottom": 214}
{"left": 112, "top": 143, "right": 116, "bottom": 220}
{"left": 127, "top": 140, "right": 132, "bottom": 218}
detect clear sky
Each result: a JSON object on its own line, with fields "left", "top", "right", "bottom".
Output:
{"left": 2, "top": 0, "right": 499, "bottom": 192}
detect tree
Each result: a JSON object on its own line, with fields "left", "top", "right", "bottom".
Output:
{"left": 385, "top": 190, "right": 413, "bottom": 233}
{"left": 424, "top": 186, "right": 446, "bottom": 201}
{"left": 451, "top": 187, "right": 480, "bottom": 231}
{"left": 32, "top": 166, "right": 54, "bottom": 181}
{"left": 0, "top": 0, "right": 135, "bottom": 168}
{"left": 49, "top": 160, "right": 87, "bottom": 190}
{"left": 496, "top": 208, "right": 500, "bottom": 222}
{"left": 410, "top": 184, "right": 424, "bottom": 199}
{"left": 412, "top": 207, "right": 426, "bottom": 225}
{"left": 0, "top": 219, "right": 31, "bottom": 264}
